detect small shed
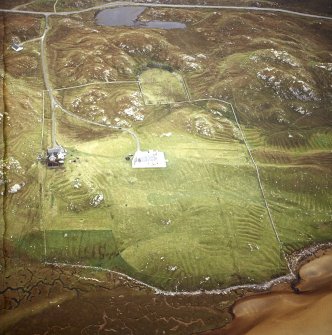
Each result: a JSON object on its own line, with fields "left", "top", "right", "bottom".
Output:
{"left": 132, "top": 150, "right": 167, "bottom": 169}
{"left": 12, "top": 43, "right": 23, "bottom": 52}
{"left": 47, "top": 146, "right": 67, "bottom": 167}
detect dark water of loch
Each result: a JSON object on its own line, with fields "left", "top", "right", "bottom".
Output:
{"left": 95, "top": 6, "right": 186, "bottom": 29}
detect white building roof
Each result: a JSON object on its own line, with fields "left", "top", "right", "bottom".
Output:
{"left": 12, "top": 43, "right": 23, "bottom": 52}
{"left": 132, "top": 150, "right": 167, "bottom": 169}
{"left": 47, "top": 146, "right": 66, "bottom": 155}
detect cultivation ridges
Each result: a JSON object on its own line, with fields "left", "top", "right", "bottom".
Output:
{"left": 1, "top": 1, "right": 331, "bottom": 296}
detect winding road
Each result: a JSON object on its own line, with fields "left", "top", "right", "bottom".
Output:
{"left": 0, "top": 1, "right": 330, "bottom": 20}
{"left": 35, "top": 3, "right": 141, "bottom": 151}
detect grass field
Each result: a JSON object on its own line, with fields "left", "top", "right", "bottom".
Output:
{"left": 139, "top": 68, "right": 188, "bottom": 104}
{"left": 28, "top": 98, "right": 286, "bottom": 290}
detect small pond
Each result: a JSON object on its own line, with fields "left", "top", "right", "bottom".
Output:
{"left": 95, "top": 6, "right": 186, "bottom": 29}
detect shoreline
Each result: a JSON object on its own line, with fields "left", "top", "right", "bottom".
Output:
{"left": 197, "top": 244, "right": 332, "bottom": 335}
{"left": 42, "top": 242, "right": 332, "bottom": 296}
{"left": 1, "top": 242, "right": 331, "bottom": 334}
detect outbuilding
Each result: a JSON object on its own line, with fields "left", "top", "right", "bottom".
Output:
{"left": 12, "top": 43, "right": 23, "bottom": 52}
{"left": 132, "top": 150, "right": 167, "bottom": 169}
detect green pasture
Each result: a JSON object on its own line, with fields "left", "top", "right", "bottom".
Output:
{"left": 244, "top": 124, "right": 332, "bottom": 254}
{"left": 3, "top": 76, "right": 331, "bottom": 291}
{"left": 139, "top": 69, "right": 188, "bottom": 105}
{"left": 36, "top": 101, "right": 286, "bottom": 290}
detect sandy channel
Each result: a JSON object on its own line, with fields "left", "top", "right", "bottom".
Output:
{"left": 216, "top": 249, "right": 332, "bottom": 335}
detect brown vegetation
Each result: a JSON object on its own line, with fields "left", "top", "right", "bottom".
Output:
{"left": 3, "top": 14, "right": 41, "bottom": 43}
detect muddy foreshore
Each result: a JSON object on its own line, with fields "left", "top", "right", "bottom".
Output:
{"left": 199, "top": 243, "right": 332, "bottom": 335}
{"left": 1, "top": 243, "right": 332, "bottom": 334}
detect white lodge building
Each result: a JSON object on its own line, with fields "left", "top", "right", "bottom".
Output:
{"left": 132, "top": 150, "right": 167, "bottom": 169}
